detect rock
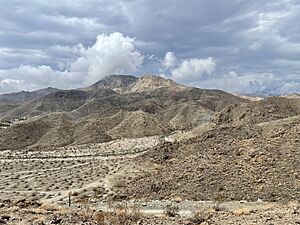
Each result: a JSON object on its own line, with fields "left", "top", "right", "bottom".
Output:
{"left": 257, "top": 198, "right": 263, "bottom": 203}
{"left": 173, "top": 196, "right": 182, "bottom": 203}
{"left": 32, "top": 220, "right": 45, "bottom": 225}
{"left": 233, "top": 208, "right": 252, "bottom": 216}
{"left": 293, "top": 206, "right": 299, "bottom": 214}
{"left": 0, "top": 216, "right": 9, "bottom": 221}
{"left": 50, "top": 218, "right": 62, "bottom": 224}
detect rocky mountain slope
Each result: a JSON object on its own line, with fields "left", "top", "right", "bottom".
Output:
{"left": 0, "top": 87, "right": 59, "bottom": 114}
{"left": 0, "top": 87, "right": 59, "bottom": 103}
{"left": 114, "top": 97, "right": 300, "bottom": 202}
{"left": 0, "top": 75, "right": 247, "bottom": 150}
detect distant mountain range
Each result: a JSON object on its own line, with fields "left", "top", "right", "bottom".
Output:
{"left": 0, "top": 74, "right": 247, "bottom": 150}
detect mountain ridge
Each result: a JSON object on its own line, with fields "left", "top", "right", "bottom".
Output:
{"left": 0, "top": 74, "right": 248, "bottom": 150}
{"left": 0, "top": 75, "right": 247, "bottom": 119}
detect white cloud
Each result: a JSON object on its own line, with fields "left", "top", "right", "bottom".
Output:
{"left": 0, "top": 79, "right": 23, "bottom": 93}
{"left": 0, "top": 32, "right": 144, "bottom": 94}
{"left": 0, "top": 65, "right": 70, "bottom": 91}
{"left": 48, "top": 44, "right": 86, "bottom": 56}
{"left": 160, "top": 52, "right": 217, "bottom": 82}
{"left": 70, "top": 32, "right": 144, "bottom": 85}
{"left": 171, "top": 57, "right": 216, "bottom": 82}
{"left": 162, "top": 51, "right": 177, "bottom": 69}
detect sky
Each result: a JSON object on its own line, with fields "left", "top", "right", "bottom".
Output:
{"left": 0, "top": 0, "right": 300, "bottom": 96}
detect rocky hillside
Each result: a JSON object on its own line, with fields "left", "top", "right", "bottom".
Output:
{"left": 0, "top": 87, "right": 59, "bottom": 103}
{"left": 85, "top": 75, "right": 138, "bottom": 93}
{"left": 215, "top": 97, "right": 300, "bottom": 124}
{"left": 0, "top": 75, "right": 247, "bottom": 150}
{"left": 85, "top": 74, "right": 184, "bottom": 93}
{"left": 114, "top": 97, "right": 300, "bottom": 202}
{"left": 0, "top": 87, "right": 59, "bottom": 114}
{"left": 128, "top": 75, "right": 185, "bottom": 93}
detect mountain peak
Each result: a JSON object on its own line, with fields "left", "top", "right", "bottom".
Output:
{"left": 34, "top": 87, "right": 60, "bottom": 95}
{"left": 86, "top": 75, "right": 138, "bottom": 93}
{"left": 128, "top": 74, "right": 185, "bottom": 93}
{"left": 86, "top": 74, "right": 185, "bottom": 93}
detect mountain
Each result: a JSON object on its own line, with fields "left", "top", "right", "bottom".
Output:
{"left": 0, "top": 87, "right": 59, "bottom": 114}
{"left": 85, "top": 75, "right": 138, "bottom": 93}
{"left": 85, "top": 74, "right": 185, "bottom": 93}
{"left": 128, "top": 75, "right": 185, "bottom": 93}
{"left": 0, "top": 87, "right": 59, "bottom": 103}
{"left": 0, "top": 74, "right": 248, "bottom": 150}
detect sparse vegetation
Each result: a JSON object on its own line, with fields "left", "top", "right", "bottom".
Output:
{"left": 1, "top": 75, "right": 300, "bottom": 224}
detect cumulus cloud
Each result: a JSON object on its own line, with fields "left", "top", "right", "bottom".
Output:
{"left": 171, "top": 57, "right": 216, "bottom": 82}
{"left": 0, "top": 79, "right": 24, "bottom": 93}
{"left": 70, "top": 32, "right": 144, "bottom": 84}
{"left": 160, "top": 52, "right": 216, "bottom": 82}
{"left": 0, "top": 65, "right": 70, "bottom": 91}
{"left": 0, "top": 32, "right": 144, "bottom": 94}
{"left": 162, "top": 51, "right": 177, "bottom": 69}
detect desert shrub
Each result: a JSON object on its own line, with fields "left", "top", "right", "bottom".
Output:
{"left": 93, "top": 203, "right": 142, "bottom": 225}
{"left": 164, "top": 205, "right": 179, "bottom": 217}
{"left": 212, "top": 202, "right": 226, "bottom": 212}
{"left": 189, "top": 211, "right": 213, "bottom": 224}
{"left": 93, "top": 211, "right": 106, "bottom": 224}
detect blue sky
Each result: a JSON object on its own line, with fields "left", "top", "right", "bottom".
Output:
{"left": 0, "top": 0, "right": 300, "bottom": 95}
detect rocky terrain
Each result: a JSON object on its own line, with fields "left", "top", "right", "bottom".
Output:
{"left": 0, "top": 87, "right": 59, "bottom": 114}
{"left": 112, "top": 96, "right": 300, "bottom": 203}
{"left": 1, "top": 74, "right": 300, "bottom": 224}
{"left": 2, "top": 199, "right": 300, "bottom": 224}
{"left": 0, "top": 75, "right": 246, "bottom": 150}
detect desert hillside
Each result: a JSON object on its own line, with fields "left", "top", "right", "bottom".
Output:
{"left": 0, "top": 75, "right": 247, "bottom": 150}
{"left": 1, "top": 75, "right": 300, "bottom": 224}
